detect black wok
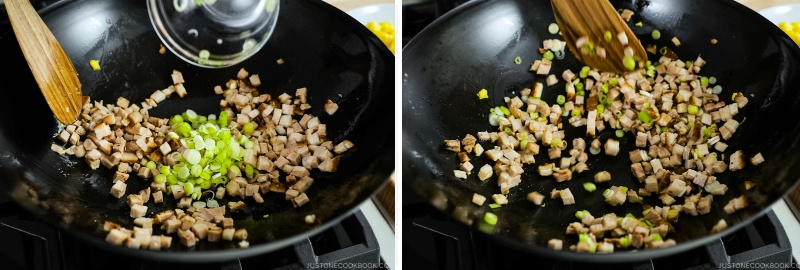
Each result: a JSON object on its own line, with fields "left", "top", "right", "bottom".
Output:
{"left": 403, "top": 0, "right": 800, "bottom": 262}
{"left": 0, "top": 0, "right": 394, "bottom": 262}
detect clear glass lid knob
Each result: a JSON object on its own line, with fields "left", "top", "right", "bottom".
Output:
{"left": 147, "top": 0, "right": 279, "bottom": 68}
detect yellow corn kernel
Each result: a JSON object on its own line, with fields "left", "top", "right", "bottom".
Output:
{"left": 90, "top": 60, "right": 101, "bottom": 70}
{"left": 365, "top": 21, "right": 395, "bottom": 54}
{"left": 779, "top": 21, "right": 800, "bottom": 46}
{"left": 477, "top": 89, "right": 489, "bottom": 99}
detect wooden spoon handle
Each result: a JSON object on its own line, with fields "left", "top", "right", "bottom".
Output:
{"left": 552, "top": 0, "right": 647, "bottom": 73}
{"left": 6, "top": 0, "right": 82, "bottom": 124}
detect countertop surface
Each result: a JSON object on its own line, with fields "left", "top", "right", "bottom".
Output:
{"left": 325, "top": 0, "right": 393, "bottom": 13}
{"left": 737, "top": 0, "right": 800, "bottom": 12}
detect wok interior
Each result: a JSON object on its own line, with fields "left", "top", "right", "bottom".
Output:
{"left": 403, "top": 0, "right": 800, "bottom": 261}
{"left": 0, "top": 0, "right": 394, "bottom": 258}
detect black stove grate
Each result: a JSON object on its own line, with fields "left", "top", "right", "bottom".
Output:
{"left": 403, "top": 185, "right": 797, "bottom": 270}
{"left": 0, "top": 194, "right": 383, "bottom": 270}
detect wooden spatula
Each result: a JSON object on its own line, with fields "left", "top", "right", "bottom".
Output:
{"left": 551, "top": 0, "right": 647, "bottom": 73}
{"left": 6, "top": 0, "right": 82, "bottom": 124}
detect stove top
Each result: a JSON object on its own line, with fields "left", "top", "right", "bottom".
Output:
{"left": 0, "top": 193, "right": 387, "bottom": 270}
{"left": 403, "top": 182, "right": 799, "bottom": 270}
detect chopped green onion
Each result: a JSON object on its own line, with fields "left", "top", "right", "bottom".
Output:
{"left": 615, "top": 130, "right": 624, "bottom": 138}
{"left": 597, "top": 104, "right": 605, "bottom": 114}
{"left": 603, "top": 189, "right": 614, "bottom": 199}
{"left": 243, "top": 122, "right": 255, "bottom": 135}
{"left": 668, "top": 209, "right": 679, "bottom": 219}
{"left": 609, "top": 77, "right": 618, "bottom": 86}
{"left": 712, "top": 85, "right": 723, "bottom": 94}
{"left": 514, "top": 56, "right": 522, "bottom": 65}
{"left": 643, "top": 102, "right": 651, "bottom": 109}
{"left": 619, "top": 186, "right": 628, "bottom": 194}
{"left": 599, "top": 94, "right": 609, "bottom": 105}
{"left": 604, "top": 31, "right": 612, "bottom": 42}
{"left": 176, "top": 165, "right": 190, "bottom": 179}
{"left": 571, "top": 109, "right": 581, "bottom": 117}
{"left": 190, "top": 164, "right": 202, "bottom": 177}
{"left": 584, "top": 182, "right": 597, "bottom": 192}
{"left": 579, "top": 233, "right": 590, "bottom": 243}
{"left": 169, "top": 115, "right": 184, "bottom": 126}
{"left": 580, "top": 66, "right": 591, "bottom": 78}
{"left": 688, "top": 105, "right": 699, "bottom": 115}
{"left": 185, "top": 109, "right": 198, "bottom": 121}
{"left": 499, "top": 106, "right": 510, "bottom": 116}
{"left": 146, "top": 161, "right": 156, "bottom": 170}
{"left": 650, "top": 233, "right": 662, "bottom": 241}
{"left": 623, "top": 55, "right": 636, "bottom": 71}
{"left": 548, "top": 23, "right": 559, "bottom": 34}
{"left": 638, "top": 110, "right": 652, "bottom": 123}
{"left": 183, "top": 149, "right": 202, "bottom": 164}
{"left": 642, "top": 209, "right": 651, "bottom": 216}
{"left": 520, "top": 139, "right": 529, "bottom": 150}
{"left": 551, "top": 137, "right": 562, "bottom": 148}
{"left": 154, "top": 174, "right": 167, "bottom": 183}
{"left": 543, "top": 51, "right": 554, "bottom": 61}
{"left": 660, "top": 47, "right": 668, "bottom": 55}
{"left": 556, "top": 95, "right": 566, "bottom": 105}
{"left": 602, "top": 83, "right": 609, "bottom": 93}
{"left": 635, "top": 22, "right": 643, "bottom": 27}
{"left": 218, "top": 111, "right": 229, "bottom": 128}
{"left": 709, "top": 76, "right": 717, "bottom": 84}
{"left": 589, "top": 243, "right": 597, "bottom": 253}
{"left": 484, "top": 212, "right": 499, "bottom": 225}
{"left": 651, "top": 30, "right": 661, "bottom": 40}
{"left": 489, "top": 203, "right": 502, "bottom": 209}
{"left": 620, "top": 235, "right": 631, "bottom": 248}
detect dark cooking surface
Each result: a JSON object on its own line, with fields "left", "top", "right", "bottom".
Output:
{"left": 403, "top": 184, "right": 797, "bottom": 269}
{"left": 0, "top": 0, "right": 393, "bottom": 262}
{"left": 403, "top": 0, "right": 800, "bottom": 262}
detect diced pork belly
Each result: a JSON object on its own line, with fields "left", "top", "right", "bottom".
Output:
{"left": 152, "top": 191, "right": 164, "bottom": 203}
{"left": 192, "top": 223, "right": 209, "bottom": 240}
{"left": 130, "top": 204, "right": 148, "bottom": 218}
{"left": 604, "top": 138, "right": 620, "bottom": 156}
{"left": 527, "top": 191, "right": 545, "bottom": 205}
{"left": 560, "top": 188, "right": 575, "bottom": 205}
{"left": 292, "top": 193, "right": 310, "bottom": 207}
{"left": 171, "top": 184, "right": 185, "bottom": 199}
{"left": 127, "top": 194, "right": 144, "bottom": 207}
{"left": 164, "top": 219, "right": 181, "bottom": 234}
{"left": 178, "top": 229, "right": 196, "bottom": 247}
{"left": 750, "top": 153, "right": 764, "bottom": 166}
{"left": 723, "top": 195, "right": 748, "bottom": 214}
{"left": 110, "top": 181, "right": 127, "bottom": 198}
{"left": 180, "top": 215, "right": 196, "bottom": 231}
{"left": 222, "top": 228, "right": 236, "bottom": 241}
{"left": 697, "top": 195, "right": 713, "bottom": 215}
{"left": 207, "top": 227, "right": 223, "bottom": 242}
{"left": 665, "top": 179, "right": 686, "bottom": 197}
{"left": 178, "top": 197, "right": 192, "bottom": 208}
{"left": 548, "top": 239, "right": 563, "bottom": 250}
{"left": 229, "top": 201, "right": 246, "bottom": 212}
{"left": 472, "top": 193, "right": 487, "bottom": 206}
{"left": 324, "top": 99, "right": 339, "bottom": 115}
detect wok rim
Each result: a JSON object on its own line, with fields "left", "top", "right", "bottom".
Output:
{"left": 402, "top": 0, "right": 800, "bottom": 262}
{"left": 0, "top": 0, "right": 395, "bottom": 262}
